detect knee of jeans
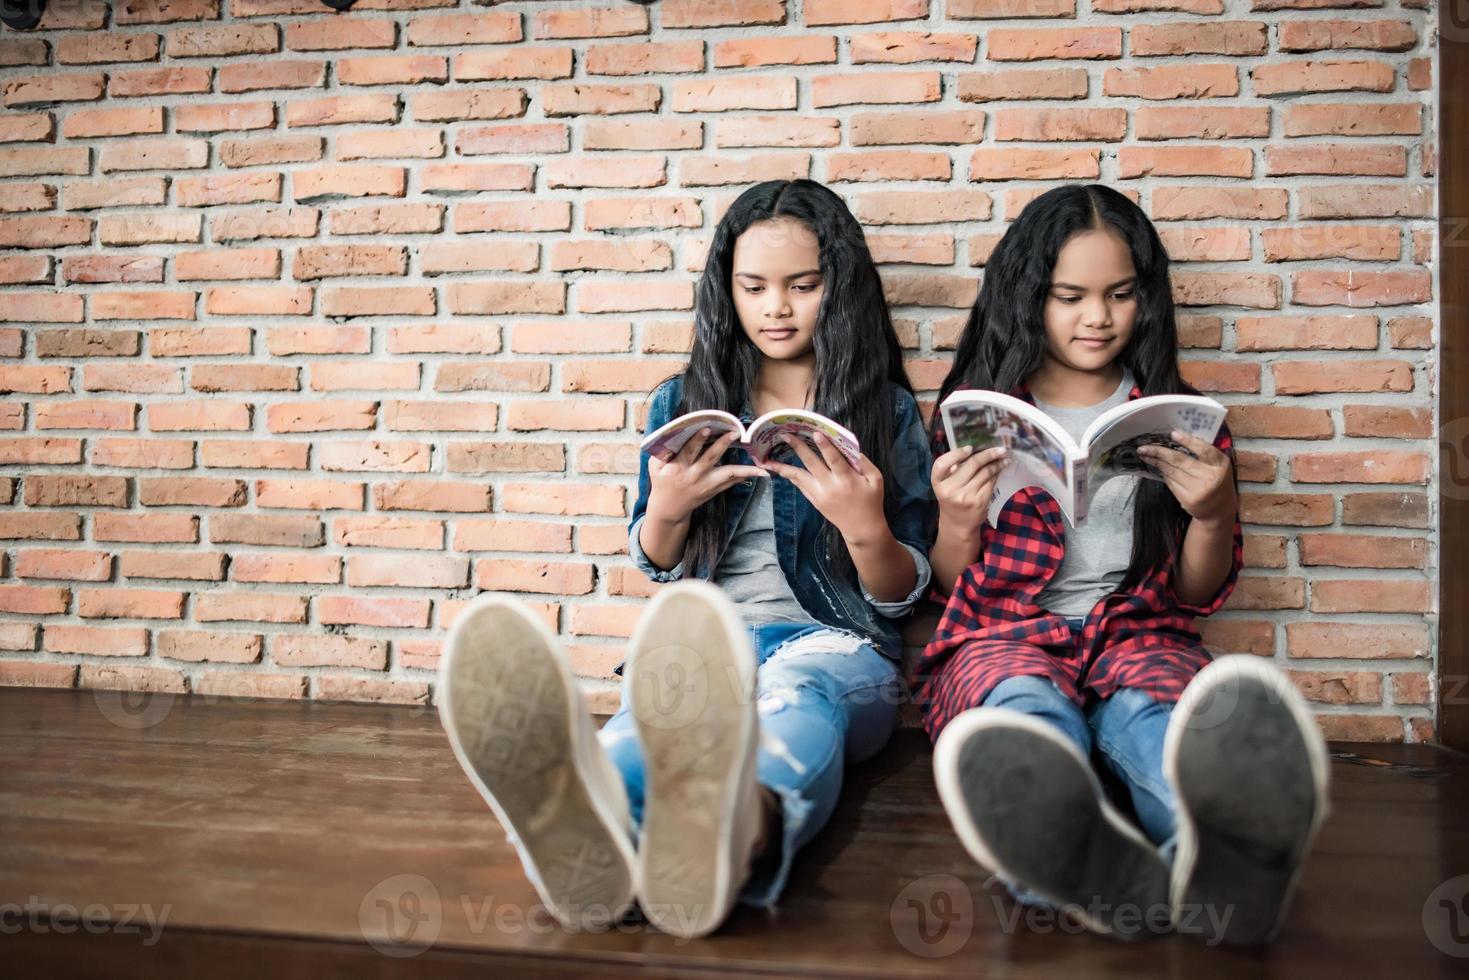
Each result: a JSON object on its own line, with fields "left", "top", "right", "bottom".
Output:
{"left": 983, "top": 674, "right": 1069, "bottom": 712}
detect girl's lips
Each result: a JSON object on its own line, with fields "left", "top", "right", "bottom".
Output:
{"left": 762, "top": 328, "right": 797, "bottom": 340}
{"left": 1074, "top": 337, "right": 1111, "bottom": 349}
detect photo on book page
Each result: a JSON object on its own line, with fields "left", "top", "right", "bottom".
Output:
{"left": 945, "top": 401, "right": 1067, "bottom": 484}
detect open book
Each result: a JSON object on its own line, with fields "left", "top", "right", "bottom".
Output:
{"left": 939, "top": 389, "right": 1226, "bottom": 527}
{"left": 641, "top": 408, "right": 861, "bottom": 467}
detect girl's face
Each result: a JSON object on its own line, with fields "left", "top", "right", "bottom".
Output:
{"left": 1042, "top": 228, "right": 1138, "bottom": 376}
{"left": 731, "top": 217, "right": 825, "bottom": 364}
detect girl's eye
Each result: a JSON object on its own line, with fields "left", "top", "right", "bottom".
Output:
{"left": 1112, "top": 291, "right": 1135, "bottom": 301}
{"left": 793, "top": 283, "right": 819, "bottom": 293}
{"left": 743, "top": 285, "right": 763, "bottom": 294}
{"left": 1057, "top": 295, "right": 1081, "bottom": 304}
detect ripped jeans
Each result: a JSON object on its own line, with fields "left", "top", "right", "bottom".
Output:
{"left": 597, "top": 621, "right": 904, "bottom": 909}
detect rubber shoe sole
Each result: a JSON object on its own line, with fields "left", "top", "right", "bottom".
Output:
{"left": 627, "top": 581, "right": 759, "bottom": 940}
{"left": 437, "top": 594, "right": 636, "bottom": 932}
{"left": 1165, "top": 655, "right": 1330, "bottom": 946}
{"left": 934, "top": 707, "right": 1172, "bottom": 940}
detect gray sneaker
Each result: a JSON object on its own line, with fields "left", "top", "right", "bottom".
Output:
{"left": 626, "top": 581, "right": 762, "bottom": 940}
{"left": 934, "top": 707, "right": 1173, "bottom": 940}
{"left": 437, "top": 594, "right": 637, "bottom": 932}
{"left": 1164, "top": 655, "right": 1330, "bottom": 945}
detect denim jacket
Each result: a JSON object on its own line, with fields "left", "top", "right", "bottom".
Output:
{"left": 628, "top": 375, "right": 936, "bottom": 661}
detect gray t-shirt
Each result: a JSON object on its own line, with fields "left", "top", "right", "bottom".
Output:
{"left": 1032, "top": 370, "right": 1139, "bottom": 619}
{"left": 713, "top": 477, "right": 815, "bottom": 624}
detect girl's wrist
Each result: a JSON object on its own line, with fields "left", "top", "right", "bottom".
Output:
{"left": 938, "top": 513, "right": 985, "bottom": 546}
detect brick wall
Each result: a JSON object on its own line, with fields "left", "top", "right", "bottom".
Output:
{"left": 0, "top": 0, "right": 1440, "bottom": 741}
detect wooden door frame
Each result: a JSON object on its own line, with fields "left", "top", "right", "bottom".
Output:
{"left": 1440, "top": 6, "right": 1467, "bottom": 750}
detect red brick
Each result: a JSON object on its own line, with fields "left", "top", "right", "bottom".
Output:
{"left": 308, "top": 363, "right": 418, "bottom": 393}
{"left": 176, "top": 248, "right": 281, "bottom": 282}
{"left": 295, "top": 160, "right": 414, "bottom": 201}
{"left": 177, "top": 172, "right": 282, "bottom": 207}
{"left": 337, "top": 129, "right": 445, "bottom": 161}
{"left": 1178, "top": 360, "right": 1260, "bottom": 393}
{"left": 1236, "top": 315, "right": 1377, "bottom": 350}
{"left": 501, "top": 484, "right": 624, "bottom": 517}
{"left": 99, "top": 213, "right": 203, "bottom": 246}
{"left": 24, "top": 474, "right": 128, "bottom": 508}
{"left": 508, "top": 400, "right": 625, "bottom": 432}
{"left": 33, "top": 399, "right": 137, "bottom": 431}
{"left": 1131, "top": 21, "right": 1266, "bottom": 56}
{"left": 458, "top": 123, "right": 567, "bottom": 156}
{"left": 0, "top": 255, "right": 54, "bottom": 285}
{"left": 419, "top": 241, "right": 538, "bottom": 274}
{"left": 339, "top": 55, "right": 447, "bottom": 87}
{"left": 199, "top": 440, "right": 308, "bottom": 470}
{"left": 93, "top": 512, "right": 198, "bottom": 544}
{"left": 1135, "top": 107, "right": 1270, "bottom": 140}
{"left": 540, "top": 84, "right": 655, "bottom": 116}
{"left": 321, "top": 286, "right": 435, "bottom": 317}
{"left": 157, "top": 630, "right": 261, "bottom": 664}
{"left": 90, "top": 438, "right": 195, "bottom": 468}
{"left": 137, "top": 476, "right": 245, "bottom": 508}
{"left": 411, "top": 88, "right": 527, "bottom": 122}
{"left": 534, "top": 5, "right": 648, "bottom": 39}
{"left": 1287, "top": 622, "right": 1427, "bottom": 660}
{"left": 335, "top": 516, "right": 443, "bottom": 551}
{"left": 1105, "top": 64, "right": 1238, "bottom": 99}
{"left": 175, "top": 102, "right": 275, "bottom": 134}
{"left": 1285, "top": 103, "right": 1420, "bottom": 138}
{"left": 45, "top": 625, "right": 148, "bottom": 658}
{"left": 1342, "top": 491, "right": 1430, "bottom": 529}
{"left": 593, "top": 40, "right": 707, "bottom": 74}
{"left": 455, "top": 49, "right": 574, "bottom": 82}
{"left": 1292, "top": 270, "right": 1430, "bottom": 308}
{"left": 805, "top": 0, "right": 927, "bottom": 25}
{"left": 0, "top": 215, "right": 92, "bottom": 249}
{"left": 3, "top": 72, "right": 105, "bottom": 107}
{"left": 318, "top": 439, "right": 434, "bottom": 474}
{"left": 0, "top": 584, "right": 69, "bottom": 615}
{"left": 275, "top": 634, "right": 386, "bottom": 670}
{"left": 0, "top": 182, "right": 53, "bottom": 214}
{"left": 1273, "top": 359, "right": 1414, "bottom": 395}
{"left": 1153, "top": 187, "right": 1287, "bottom": 221}
{"left": 1310, "top": 579, "right": 1431, "bottom": 615}
{"left": 855, "top": 190, "right": 992, "bottom": 225}
{"left": 228, "top": 554, "right": 340, "bottom": 584}
{"left": 407, "top": 11, "right": 522, "bottom": 46}
{"left": 386, "top": 402, "right": 500, "bottom": 432}
{"left": 219, "top": 60, "right": 327, "bottom": 94}
{"left": 476, "top": 559, "right": 595, "bottom": 595}
{"left": 77, "top": 587, "right": 184, "bottom": 620}
{"left": 0, "top": 113, "right": 54, "bottom": 143}
{"left": 0, "top": 295, "right": 83, "bottom": 325}
{"left": 1290, "top": 451, "right": 1427, "bottom": 485}
{"left": 168, "top": 23, "right": 278, "bottom": 57}
{"left": 193, "top": 672, "right": 306, "bottom": 700}
{"left": 581, "top": 197, "right": 695, "bottom": 231}
{"left": 211, "top": 206, "right": 320, "bottom": 241}
{"left": 0, "top": 661, "right": 71, "bottom": 687}
{"left": 386, "top": 324, "right": 502, "bottom": 355}
{"left": 114, "top": 0, "right": 220, "bottom": 25}
{"left": 0, "top": 511, "right": 83, "bottom": 540}
{"left": 1278, "top": 19, "right": 1417, "bottom": 53}
{"left": 812, "top": 71, "right": 940, "bottom": 108}
{"left": 256, "top": 478, "right": 365, "bottom": 510}
{"left": 1239, "top": 492, "right": 1334, "bottom": 527}
{"left": 663, "top": 0, "right": 786, "bottom": 27}
{"left": 62, "top": 106, "right": 163, "bottom": 139}
{"left": 1252, "top": 60, "right": 1395, "bottom": 96}
{"left": 958, "top": 68, "right": 1086, "bottom": 102}
{"left": 205, "top": 286, "right": 313, "bottom": 316}
{"left": 116, "top": 552, "right": 223, "bottom": 581}
{"left": 286, "top": 18, "right": 397, "bottom": 52}
{"left": 1265, "top": 143, "right": 1407, "bottom": 178}
{"left": 330, "top": 203, "right": 444, "bottom": 236}
{"left": 375, "top": 480, "right": 492, "bottom": 513}
{"left": 149, "top": 328, "right": 252, "bottom": 357}
{"left": 99, "top": 137, "right": 209, "bottom": 171}
{"left": 1342, "top": 406, "right": 1432, "bottom": 440}
{"left": 0, "top": 147, "right": 90, "bottom": 176}
{"left": 987, "top": 27, "right": 1121, "bottom": 61}
{"left": 445, "top": 442, "right": 564, "bottom": 473}
{"left": 109, "top": 66, "right": 212, "bottom": 97}
{"left": 348, "top": 554, "right": 467, "bottom": 589}
{"left": 993, "top": 108, "right": 1126, "bottom": 142}
{"left": 1299, "top": 533, "right": 1426, "bottom": 569}
{"left": 671, "top": 78, "right": 794, "bottom": 112}
{"left": 453, "top": 519, "right": 572, "bottom": 553}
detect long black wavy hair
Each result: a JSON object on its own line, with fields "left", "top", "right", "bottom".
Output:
{"left": 934, "top": 183, "right": 1233, "bottom": 588}
{"left": 673, "top": 179, "right": 912, "bottom": 577}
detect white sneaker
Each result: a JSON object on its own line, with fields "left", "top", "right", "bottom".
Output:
{"left": 1164, "top": 655, "right": 1330, "bottom": 945}
{"left": 626, "top": 581, "right": 762, "bottom": 940}
{"left": 436, "top": 593, "right": 636, "bottom": 932}
{"left": 933, "top": 707, "right": 1173, "bottom": 940}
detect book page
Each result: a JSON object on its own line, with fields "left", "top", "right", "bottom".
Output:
{"left": 747, "top": 411, "right": 861, "bottom": 467}
{"left": 639, "top": 410, "right": 743, "bottom": 462}
{"left": 942, "top": 399, "right": 1075, "bottom": 525}
{"left": 1082, "top": 396, "right": 1226, "bottom": 500}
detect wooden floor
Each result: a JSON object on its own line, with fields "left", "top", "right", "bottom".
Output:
{"left": 3, "top": 687, "right": 1467, "bottom": 978}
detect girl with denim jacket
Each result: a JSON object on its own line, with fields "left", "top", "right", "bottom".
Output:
{"left": 436, "top": 180, "right": 934, "bottom": 940}
{"left": 920, "top": 185, "right": 1329, "bottom": 946}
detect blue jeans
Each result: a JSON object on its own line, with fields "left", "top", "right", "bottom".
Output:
{"left": 598, "top": 621, "right": 904, "bottom": 909}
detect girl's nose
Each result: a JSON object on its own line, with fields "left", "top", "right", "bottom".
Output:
{"left": 765, "top": 292, "right": 791, "bottom": 318}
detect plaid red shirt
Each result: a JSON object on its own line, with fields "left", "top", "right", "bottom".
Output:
{"left": 916, "top": 382, "right": 1244, "bottom": 741}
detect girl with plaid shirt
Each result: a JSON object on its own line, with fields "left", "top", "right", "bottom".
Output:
{"left": 921, "top": 185, "right": 1329, "bottom": 945}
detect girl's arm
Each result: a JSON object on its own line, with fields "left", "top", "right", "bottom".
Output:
{"left": 1137, "top": 429, "right": 1239, "bottom": 606}
{"left": 929, "top": 445, "right": 1009, "bottom": 595}
{"left": 759, "top": 433, "right": 918, "bottom": 602}
{"left": 639, "top": 429, "right": 768, "bottom": 572}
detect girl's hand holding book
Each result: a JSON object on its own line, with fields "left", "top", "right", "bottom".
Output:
{"left": 646, "top": 428, "right": 769, "bottom": 525}
{"left": 932, "top": 445, "right": 1009, "bottom": 540}
{"left": 1136, "top": 430, "right": 1236, "bottom": 527}
{"left": 759, "top": 432, "right": 887, "bottom": 545}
